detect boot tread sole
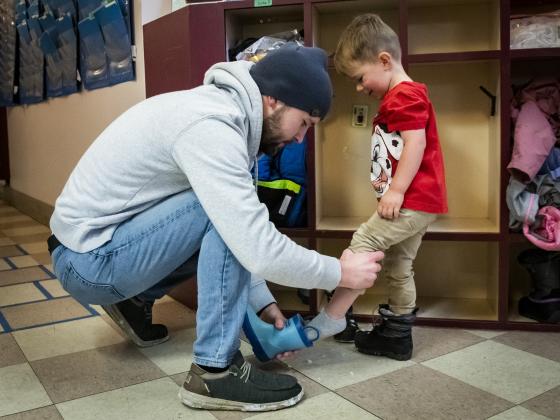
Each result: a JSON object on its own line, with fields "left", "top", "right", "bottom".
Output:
{"left": 356, "top": 347, "right": 412, "bottom": 361}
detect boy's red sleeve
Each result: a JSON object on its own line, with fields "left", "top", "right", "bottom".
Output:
{"left": 384, "top": 88, "right": 429, "bottom": 133}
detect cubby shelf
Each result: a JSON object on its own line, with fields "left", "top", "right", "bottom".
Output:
{"left": 143, "top": 0, "right": 560, "bottom": 331}
{"left": 408, "top": 50, "right": 501, "bottom": 63}
{"left": 510, "top": 48, "right": 560, "bottom": 60}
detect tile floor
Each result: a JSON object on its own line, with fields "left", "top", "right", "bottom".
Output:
{"left": 1, "top": 200, "right": 560, "bottom": 419}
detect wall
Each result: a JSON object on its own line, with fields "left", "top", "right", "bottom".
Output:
{"left": 6, "top": 0, "right": 172, "bottom": 206}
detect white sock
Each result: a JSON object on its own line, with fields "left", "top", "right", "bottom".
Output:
{"left": 305, "top": 309, "right": 347, "bottom": 341}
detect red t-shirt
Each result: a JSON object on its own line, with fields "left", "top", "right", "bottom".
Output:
{"left": 370, "top": 81, "right": 448, "bottom": 214}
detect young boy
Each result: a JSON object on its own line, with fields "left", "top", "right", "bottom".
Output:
{"left": 308, "top": 14, "right": 447, "bottom": 361}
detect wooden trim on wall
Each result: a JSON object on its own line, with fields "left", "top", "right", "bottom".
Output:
{"left": 3, "top": 186, "right": 54, "bottom": 226}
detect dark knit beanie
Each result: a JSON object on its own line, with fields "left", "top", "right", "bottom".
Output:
{"left": 249, "top": 43, "right": 332, "bottom": 120}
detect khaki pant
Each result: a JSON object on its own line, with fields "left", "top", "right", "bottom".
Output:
{"left": 349, "top": 209, "right": 437, "bottom": 314}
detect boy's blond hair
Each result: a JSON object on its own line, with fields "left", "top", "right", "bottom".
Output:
{"left": 334, "top": 14, "right": 401, "bottom": 76}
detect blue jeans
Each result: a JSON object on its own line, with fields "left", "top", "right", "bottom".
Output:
{"left": 51, "top": 190, "right": 251, "bottom": 367}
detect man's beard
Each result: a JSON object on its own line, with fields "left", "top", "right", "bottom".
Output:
{"left": 259, "top": 107, "right": 288, "bottom": 157}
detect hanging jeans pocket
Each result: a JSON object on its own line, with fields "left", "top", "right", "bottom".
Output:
{"left": 95, "top": 1, "right": 134, "bottom": 85}
{"left": 17, "top": 18, "right": 44, "bottom": 104}
{"left": 78, "top": 14, "right": 109, "bottom": 90}
{"left": 56, "top": 14, "right": 78, "bottom": 95}
{"left": 0, "top": 0, "right": 17, "bottom": 106}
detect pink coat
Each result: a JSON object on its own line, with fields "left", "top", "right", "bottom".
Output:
{"left": 508, "top": 101, "right": 556, "bottom": 183}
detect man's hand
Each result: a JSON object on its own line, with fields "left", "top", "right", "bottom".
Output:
{"left": 377, "top": 189, "right": 404, "bottom": 219}
{"left": 339, "top": 249, "right": 384, "bottom": 290}
{"left": 259, "top": 303, "right": 300, "bottom": 361}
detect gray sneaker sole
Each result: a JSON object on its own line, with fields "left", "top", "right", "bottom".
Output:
{"left": 178, "top": 387, "right": 304, "bottom": 411}
{"left": 103, "top": 304, "right": 169, "bottom": 348}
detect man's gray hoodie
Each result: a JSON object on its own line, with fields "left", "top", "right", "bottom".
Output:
{"left": 50, "top": 61, "right": 341, "bottom": 297}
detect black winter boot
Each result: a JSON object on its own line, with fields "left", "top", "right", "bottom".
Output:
{"left": 517, "top": 249, "right": 560, "bottom": 323}
{"left": 354, "top": 304, "right": 417, "bottom": 361}
{"left": 334, "top": 308, "right": 359, "bottom": 343}
{"left": 102, "top": 297, "right": 169, "bottom": 347}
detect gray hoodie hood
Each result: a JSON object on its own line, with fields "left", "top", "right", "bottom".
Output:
{"left": 204, "top": 60, "right": 262, "bottom": 162}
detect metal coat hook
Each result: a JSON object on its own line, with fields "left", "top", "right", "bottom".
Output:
{"left": 479, "top": 85, "right": 496, "bottom": 117}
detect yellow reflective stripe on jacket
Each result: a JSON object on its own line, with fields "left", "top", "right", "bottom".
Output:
{"left": 256, "top": 179, "right": 301, "bottom": 194}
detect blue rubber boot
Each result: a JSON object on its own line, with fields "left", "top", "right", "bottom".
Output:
{"left": 243, "top": 307, "right": 319, "bottom": 362}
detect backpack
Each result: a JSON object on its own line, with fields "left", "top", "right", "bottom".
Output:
{"left": 253, "top": 137, "right": 307, "bottom": 227}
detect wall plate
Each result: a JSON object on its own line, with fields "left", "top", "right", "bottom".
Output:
{"left": 352, "top": 105, "right": 368, "bottom": 127}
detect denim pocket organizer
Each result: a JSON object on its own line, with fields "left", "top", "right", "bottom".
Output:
{"left": 78, "top": 14, "right": 109, "bottom": 90}
{"left": 0, "top": 0, "right": 17, "bottom": 106}
{"left": 95, "top": 1, "right": 133, "bottom": 85}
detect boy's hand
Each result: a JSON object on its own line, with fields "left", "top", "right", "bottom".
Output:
{"left": 377, "top": 190, "right": 404, "bottom": 219}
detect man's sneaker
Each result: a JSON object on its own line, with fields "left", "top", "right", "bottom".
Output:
{"left": 102, "top": 297, "right": 169, "bottom": 347}
{"left": 355, "top": 305, "right": 417, "bottom": 361}
{"left": 334, "top": 314, "right": 359, "bottom": 343}
{"left": 179, "top": 351, "right": 303, "bottom": 411}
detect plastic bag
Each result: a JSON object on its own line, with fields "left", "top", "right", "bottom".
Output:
{"left": 511, "top": 12, "right": 560, "bottom": 49}
{"left": 235, "top": 29, "right": 303, "bottom": 62}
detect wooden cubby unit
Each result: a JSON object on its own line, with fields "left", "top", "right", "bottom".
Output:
{"left": 144, "top": 0, "right": 560, "bottom": 331}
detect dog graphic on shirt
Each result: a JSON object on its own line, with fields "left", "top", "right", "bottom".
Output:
{"left": 371, "top": 123, "right": 404, "bottom": 196}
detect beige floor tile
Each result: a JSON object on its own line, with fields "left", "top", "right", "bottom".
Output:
{"left": 0, "top": 283, "right": 45, "bottom": 306}
{"left": 422, "top": 340, "right": 560, "bottom": 404}
{"left": 19, "top": 241, "right": 49, "bottom": 254}
{"left": 286, "top": 338, "right": 414, "bottom": 390}
{"left": 1, "top": 225, "right": 50, "bottom": 237}
{"left": 31, "top": 252, "right": 54, "bottom": 265}
{"left": 13, "top": 316, "right": 124, "bottom": 361}
{"left": 8, "top": 255, "right": 40, "bottom": 269}
{"left": 31, "top": 343, "right": 166, "bottom": 404}
{"left": 0, "top": 245, "right": 25, "bottom": 258}
{"left": 464, "top": 329, "right": 507, "bottom": 339}
{"left": 251, "top": 357, "right": 331, "bottom": 400}
{"left": 338, "top": 364, "right": 512, "bottom": 420}
{"left": 0, "top": 363, "right": 52, "bottom": 417}
{"left": 139, "top": 327, "right": 254, "bottom": 375}
{"left": 56, "top": 378, "right": 212, "bottom": 420}
{"left": 89, "top": 304, "right": 107, "bottom": 315}
{"left": 493, "top": 331, "right": 560, "bottom": 363}
{"left": 251, "top": 392, "right": 380, "bottom": 420}
{"left": 487, "top": 406, "right": 552, "bottom": 420}
{"left": 39, "top": 279, "right": 68, "bottom": 298}
{"left": 0, "top": 237, "right": 15, "bottom": 246}
{"left": 0, "top": 333, "right": 26, "bottom": 368}
{"left": 2, "top": 297, "right": 91, "bottom": 330}
{"left": 522, "top": 386, "right": 560, "bottom": 419}
{"left": 153, "top": 298, "right": 197, "bottom": 331}
{"left": 0, "top": 405, "right": 63, "bottom": 420}
{"left": 412, "top": 326, "right": 485, "bottom": 362}
{"left": 0, "top": 266, "right": 52, "bottom": 286}
{"left": 0, "top": 258, "right": 11, "bottom": 270}
{"left": 8, "top": 232, "right": 51, "bottom": 244}
{"left": 0, "top": 323, "right": 3, "bottom": 332}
